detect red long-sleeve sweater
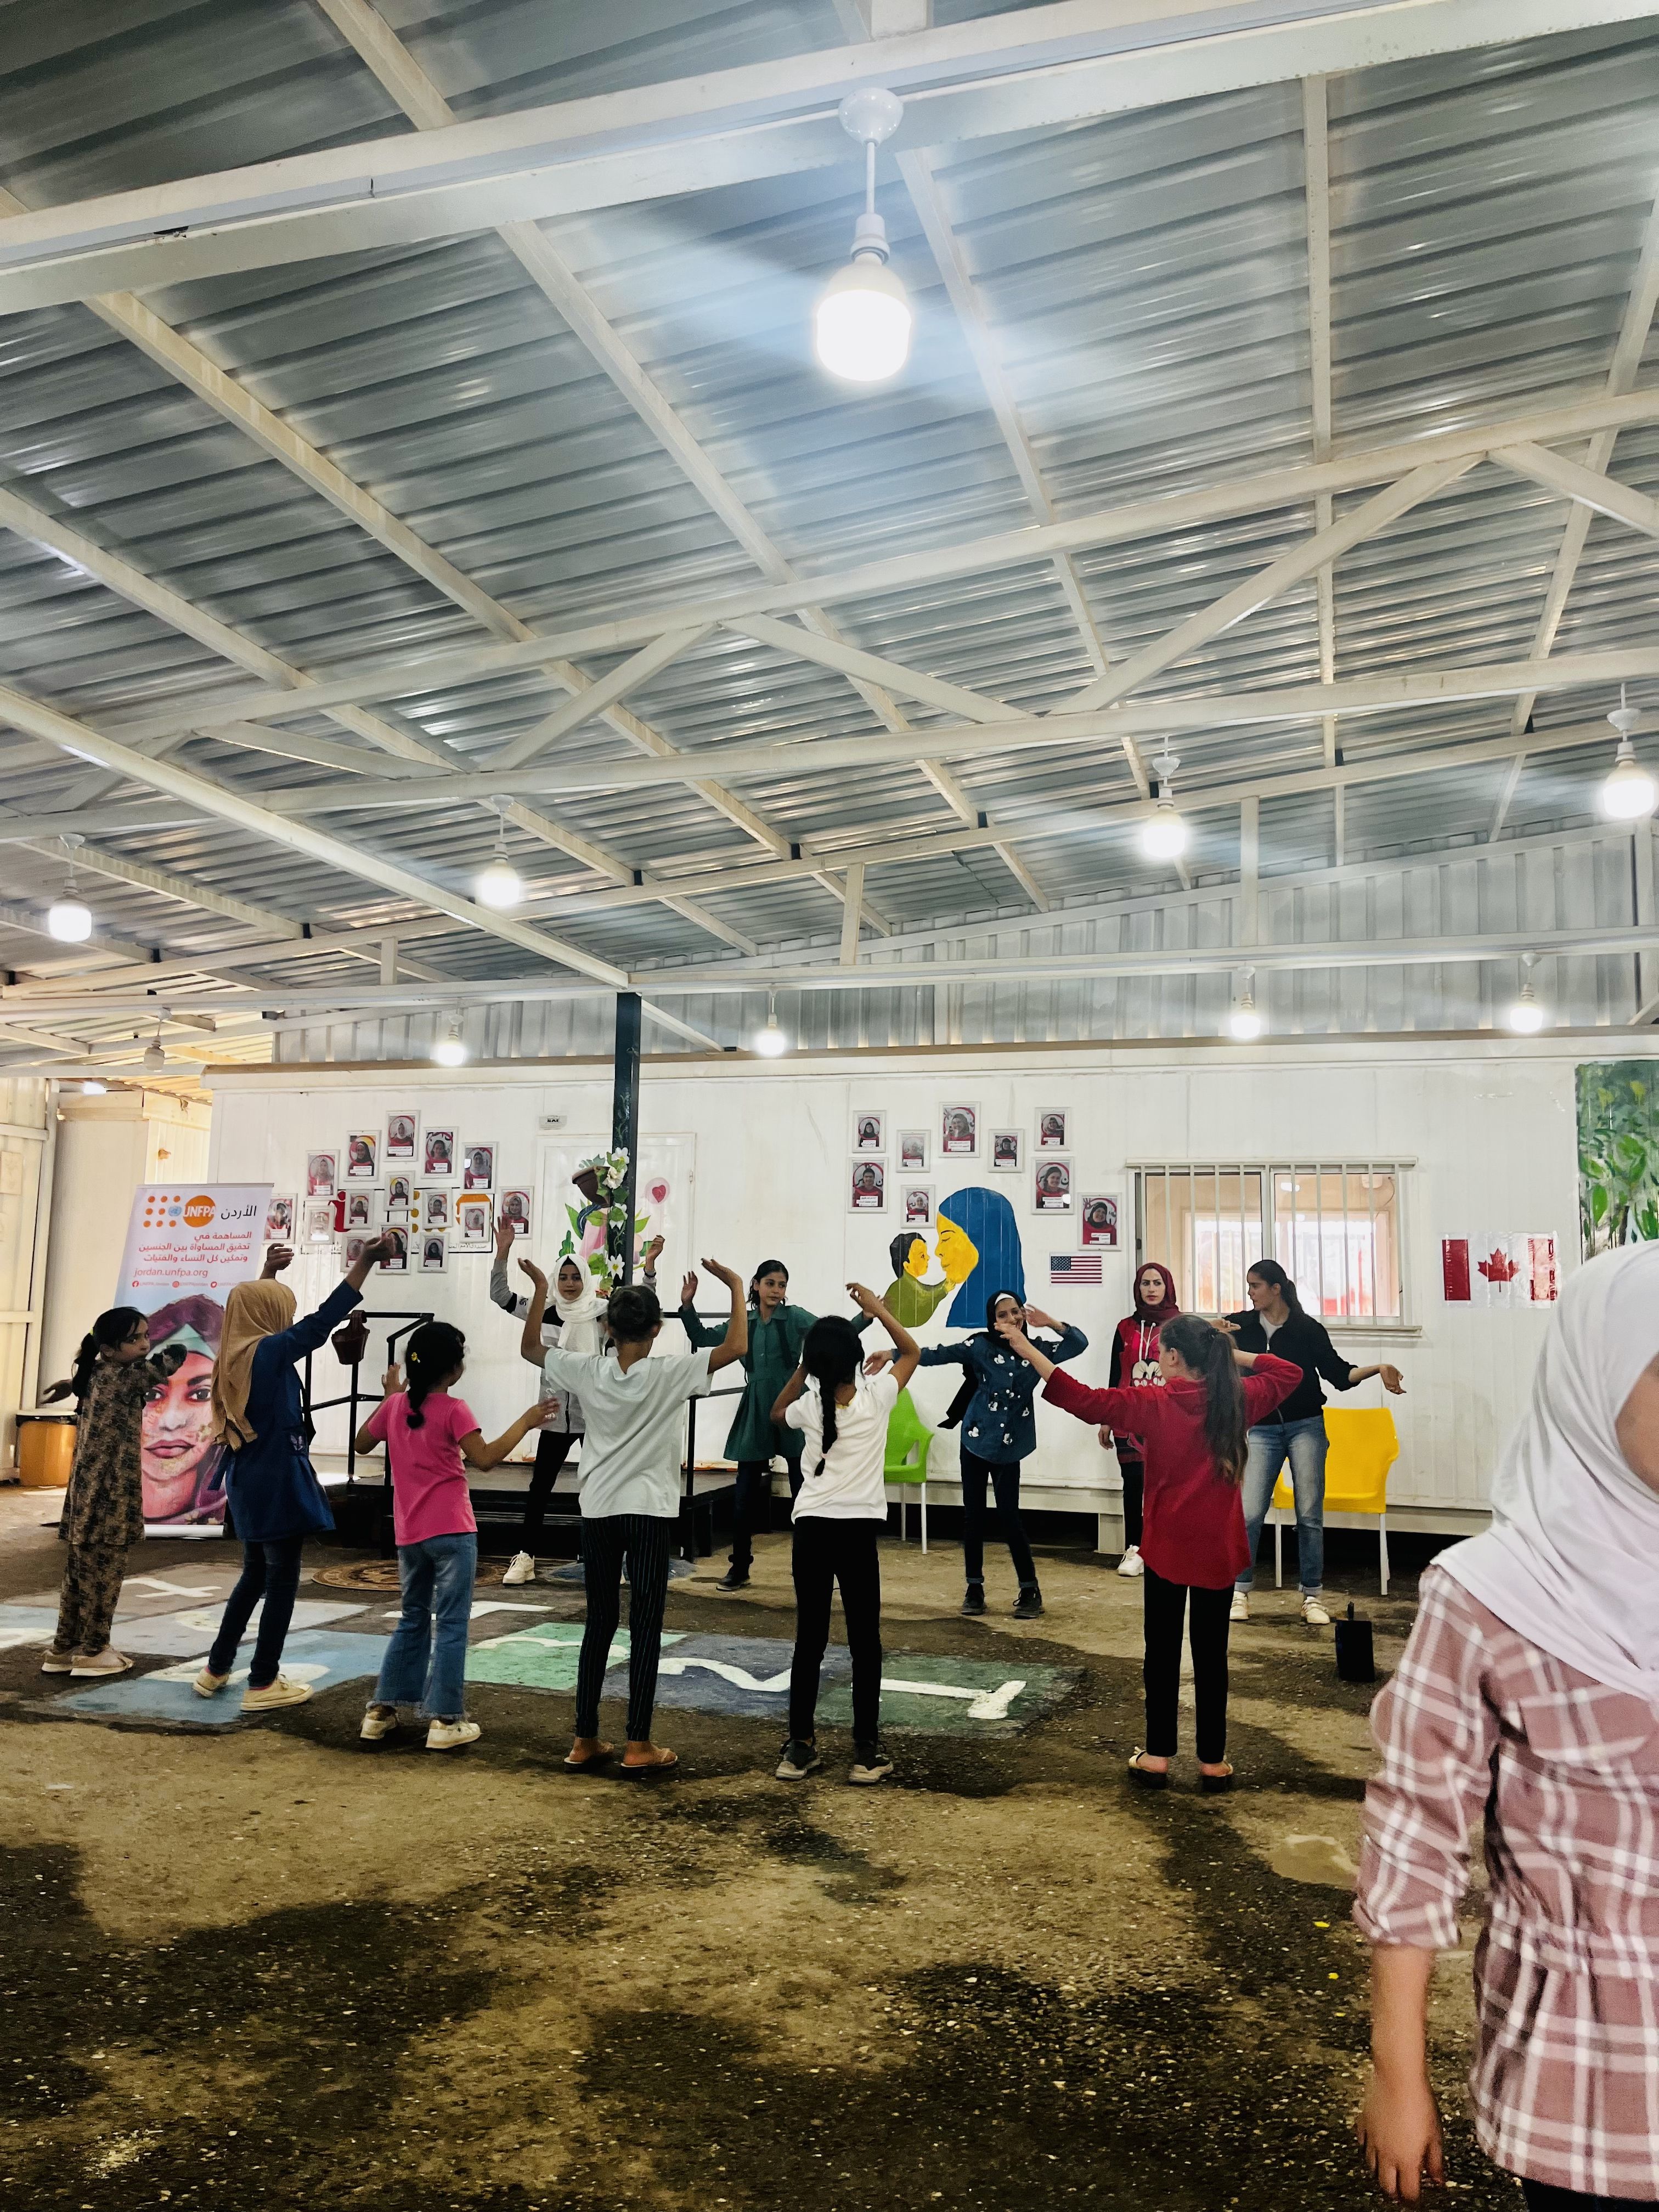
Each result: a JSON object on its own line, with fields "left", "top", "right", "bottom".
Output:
{"left": 1044, "top": 1353, "right": 1301, "bottom": 1588}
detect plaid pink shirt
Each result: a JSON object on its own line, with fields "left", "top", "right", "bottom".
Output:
{"left": 1355, "top": 1567, "right": 1659, "bottom": 2199}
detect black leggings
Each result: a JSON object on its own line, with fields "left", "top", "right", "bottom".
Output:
{"left": 789, "top": 1517, "right": 883, "bottom": 1745}
{"left": 729, "top": 1456, "right": 804, "bottom": 1569}
{"left": 1524, "top": 2188, "right": 1654, "bottom": 2210}
{"left": 518, "top": 1427, "right": 578, "bottom": 1550}
{"left": 1118, "top": 1459, "right": 1144, "bottom": 1548}
{"left": 1142, "top": 1561, "right": 1233, "bottom": 1764}
{"left": 960, "top": 1449, "right": 1037, "bottom": 1588}
{"left": 575, "top": 1514, "right": 674, "bottom": 1742}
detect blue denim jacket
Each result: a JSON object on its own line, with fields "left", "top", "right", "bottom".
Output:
{"left": 917, "top": 1325, "right": 1088, "bottom": 1464}
{"left": 224, "top": 1279, "right": 360, "bottom": 1542}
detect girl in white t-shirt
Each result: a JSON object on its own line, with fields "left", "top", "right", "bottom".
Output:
{"left": 770, "top": 1283, "right": 918, "bottom": 1785}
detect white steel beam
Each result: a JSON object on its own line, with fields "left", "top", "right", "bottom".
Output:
{"left": 21, "top": 841, "right": 306, "bottom": 941}
{"left": 492, "top": 628, "right": 711, "bottom": 771}
{"left": 1494, "top": 442, "right": 1659, "bottom": 538}
{"left": 1302, "top": 76, "right": 1340, "bottom": 770}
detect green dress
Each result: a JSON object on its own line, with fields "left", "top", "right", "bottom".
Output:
{"left": 678, "top": 1301, "right": 816, "bottom": 1464}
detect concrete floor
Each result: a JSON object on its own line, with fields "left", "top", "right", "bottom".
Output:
{"left": 0, "top": 1491, "right": 1515, "bottom": 2212}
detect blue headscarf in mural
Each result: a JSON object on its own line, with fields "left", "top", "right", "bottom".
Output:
{"left": 937, "top": 1187, "right": 1026, "bottom": 1329}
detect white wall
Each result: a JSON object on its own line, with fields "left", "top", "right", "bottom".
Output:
{"left": 0, "top": 1075, "right": 51, "bottom": 1458}
{"left": 208, "top": 1032, "right": 1648, "bottom": 1525}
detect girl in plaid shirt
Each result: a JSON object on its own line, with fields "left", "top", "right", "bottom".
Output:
{"left": 1355, "top": 1242, "right": 1659, "bottom": 2208}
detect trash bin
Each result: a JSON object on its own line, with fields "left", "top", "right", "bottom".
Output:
{"left": 17, "top": 1412, "right": 76, "bottom": 1488}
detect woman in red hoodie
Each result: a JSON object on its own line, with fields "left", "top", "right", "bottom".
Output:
{"left": 1101, "top": 1261, "right": 1181, "bottom": 1579}
{"left": 998, "top": 1311, "right": 1300, "bottom": 1791}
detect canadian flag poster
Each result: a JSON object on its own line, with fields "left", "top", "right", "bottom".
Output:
{"left": 1441, "top": 1234, "right": 1559, "bottom": 1306}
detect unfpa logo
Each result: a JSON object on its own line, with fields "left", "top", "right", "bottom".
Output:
{"left": 182, "top": 1193, "right": 217, "bottom": 1229}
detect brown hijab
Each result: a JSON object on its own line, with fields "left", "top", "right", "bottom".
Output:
{"left": 211, "top": 1281, "right": 296, "bottom": 1448}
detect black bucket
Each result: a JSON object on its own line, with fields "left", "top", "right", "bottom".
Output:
{"left": 1334, "top": 1600, "right": 1375, "bottom": 1684}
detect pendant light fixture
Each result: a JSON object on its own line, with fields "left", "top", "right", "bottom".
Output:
{"left": 1139, "top": 752, "right": 1189, "bottom": 861}
{"left": 1505, "top": 955, "right": 1547, "bottom": 1034}
{"left": 1227, "top": 973, "right": 1264, "bottom": 1041}
{"left": 142, "top": 1019, "right": 166, "bottom": 1074}
{"left": 1600, "top": 687, "right": 1656, "bottom": 821}
{"left": 46, "top": 832, "right": 93, "bottom": 943}
{"left": 753, "top": 992, "right": 789, "bottom": 1057}
{"left": 474, "top": 799, "right": 523, "bottom": 910}
{"left": 431, "top": 1014, "right": 469, "bottom": 1068}
{"left": 814, "top": 88, "right": 912, "bottom": 385}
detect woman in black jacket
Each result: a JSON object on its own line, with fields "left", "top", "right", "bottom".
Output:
{"left": 1222, "top": 1260, "right": 1404, "bottom": 1627}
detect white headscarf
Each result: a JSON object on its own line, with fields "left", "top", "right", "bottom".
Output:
{"left": 1440, "top": 1240, "right": 1659, "bottom": 1705}
{"left": 551, "top": 1273, "right": 605, "bottom": 1359}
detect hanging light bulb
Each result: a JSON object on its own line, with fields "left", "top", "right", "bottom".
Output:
{"left": 80, "top": 1079, "right": 108, "bottom": 1096}
{"left": 1227, "top": 975, "right": 1264, "bottom": 1041}
{"left": 431, "top": 1014, "right": 469, "bottom": 1068}
{"left": 474, "top": 799, "right": 523, "bottom": 910}
{"left": 1601, "top": 687, "right": 1656, "bottom": 820}
{"left": 753, "top": 992, "right": 789, "bottom": 1057}
{"left": 46, "top": 832, "right": 93, "bottom": 943}
{"left": 1139, "top": 752, "right": 1189, "bottom": 861}
{"left": 1505, "top": 956, "right": 1547, "bottom": 1034}
{"left": 814, "top": 89, "right": 912, "bottom": 384}
{"left": 142, "top": 1019, "right": 166, "bottom": 1074}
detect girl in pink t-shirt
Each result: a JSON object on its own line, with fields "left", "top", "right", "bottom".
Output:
{"left": 353, "top": 1322, "right": 545, "bottom": 1751}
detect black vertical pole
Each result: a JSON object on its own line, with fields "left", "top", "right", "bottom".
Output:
{"left": 612, "top": 990, "right": 642, "bottom": 1285}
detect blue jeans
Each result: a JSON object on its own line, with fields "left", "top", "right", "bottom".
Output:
{"left": 1235, "top": 1418, "right": 1327, "bottom": 1595}
{"left": 207, "top": 1536, "right": 304, "bottom": 1688}
{"left": 372, "top": 1532, "right": 477, "bottom": 1721}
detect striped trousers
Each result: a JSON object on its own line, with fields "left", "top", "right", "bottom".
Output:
{"left": 575, "top": 1513, "right": 674, "bottom": 1742}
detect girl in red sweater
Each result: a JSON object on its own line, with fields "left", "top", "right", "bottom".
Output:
{"left": 999, "top": 1311, "right": 1300, "bottom": 1791}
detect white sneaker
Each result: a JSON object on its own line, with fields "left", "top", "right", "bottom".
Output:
{"left": 501, "top": 1551, "right": 537, "bottom": 1586}
{"left": 427, "top": 1718, "right": 481, "bottom": 1751}
{"left": 360, "top": 1704, "right": 399, "bottom": 1741}
{"left": 1229, "top": 1590, "right": 1249, "bottom": 1623}
{"left": 1302, "top": 1595, "right": 1331, "bottom": 1628}
{"left": 1116, "top": 1545, "right": 1144, "bottom": 1578}
{"left": 240, "top": 1675, "right": 313, "bottom": 1712}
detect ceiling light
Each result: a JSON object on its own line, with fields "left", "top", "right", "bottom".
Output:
{"left": 814, "top": 89, "right": 912, "bottom": 384}
{"left": 432, "top": 1015, "right": 469, "bottom": 1068}
{"left": 1506, "top": 957, "right": 1547, "bottom": 1034}
{"left": 1139, "top": 752, "right": 1188, "bottom": 861}
{"left": 80, "top": 1080, "right": 107, "bottom": 1095}
{"left": 1601, "top": 691, "right": 1656, "bottom": 820}
{"left": 753, "top": 993, "right": 789, "bottom": 1057}
{"left": 46, "top": 832, "right": 93, "bottom": 943}
{"left": 474, "top": 799, "right": 523, "bottom": 910}
{"left": 1227, "top": 984, "right": 1263, "bottom": 1041}
{"left": 142, "top": 1020, "right": 166, "bottom": 1074}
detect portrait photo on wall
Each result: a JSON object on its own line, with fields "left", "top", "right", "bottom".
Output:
{"left": 499, "top": 1188, "right": 532, "bottom": 1239}
{"left": 898, "top": 1128, "right": 929, "bottom": 1171}
{"left": 454, "top": 1193, "right": 494, "bottom": 1246}
{"left": 941, "top": 1103, "right": 978, "bottom": 1156}
{"left": 1034, "top": 1157, "right": 1073, "bottom": 1212}
{"left": 343, "top": 1190, "right": 379, "bottom": 1232}
{"left": 417, "top": 1186, "right": 450, "bottom": 1231}
{"left": 1081, "top": 1193, "right": 1120, "bottom": 1248}
{"left": 849, "top": 1161, "right": 887, "bottom": 1212}
{"left": 386, "top": 1111, "right": 417, "bottom": 1161}
{"left": 463, "top": 1141, "right": 497, "bottom": 1191}
{"left": 342, "top": 1233, "right": 369, "bottom": 1268}
{"left": 306, "top": 1150, "right": 337, "bottom": 1197}
{"left": 853, "top": 1111, "right": 885, "bottom": 1154}
{"left": 386, "top": 1173, "right": 413, "bottom": 1214}
{"left": 346, "top": 1131, "right": 377, "bottom": 1181}
{"left": 1039, "top": 1110, "right": 1068, "bottom": 1150}
{"left": 422, "top": 1126, "right": 456, "bottom": 1178}
{"left": 420, "top": 1233, "right": 447, "bottom": 1274}
{"left": 264, "top": 1193, "right": 295, "bottom": 1242}
{"left": 302, "top": 1198, "right": 336, "bottom": 1245}
{"left": 902, "top": 1183, "right": 933, "bottom": 1225}
{"left": 380, "top": 1223, "right": 409, "bottom": 1273}
{"left": 990, "top": 1128, "right": 1022, "bottom": 1172}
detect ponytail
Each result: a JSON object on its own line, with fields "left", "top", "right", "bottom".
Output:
{"left": 403, "top": 1321, "right": 464, "bottom": 1429}
{"left": 1246, "top": 1259, "right": 1302, "bottom": 1317}
{"left": 1159, "top": 1313, "right": 1248, "bottom": 1486}
{"left": 800, "top": 1316, "right": 862, "bottom": 1476}
{"left": 43, "top": 1306, "right": 146, "bottom": 1403}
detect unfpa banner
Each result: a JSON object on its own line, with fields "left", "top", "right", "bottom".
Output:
{"left": 117, "top": 1183, "right": 272, "bottom": 1532}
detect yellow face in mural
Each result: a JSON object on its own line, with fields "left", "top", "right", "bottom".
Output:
{"left": 902, "top": 1236, "right": 930, "bottom": 1281}
{"left": 934, "top": 1215, "right": 979, "bottom": 1288}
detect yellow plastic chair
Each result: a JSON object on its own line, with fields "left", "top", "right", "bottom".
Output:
{"left": 883, "top": 1389, "right": 933, "bottom": 1552}
{"left": 1268, "top": 1407, "right": 1399, "bottom": 1594}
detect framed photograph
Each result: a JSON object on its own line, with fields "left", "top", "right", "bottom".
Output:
{"left": 380, "top": 1223, "right": 409, "bottom": 1273}
{"left": 345, "top": 1131, "right": 378, "bottom": 1182}
{"left": 264, "top": 1192, "right": 296, "bottom": 1242}
{"left": 419, "top": 1232, "right": 448, "bottom": 1276}
{"left": 990, "top": 1129, "right": 1022, "bottom": 1173}
{"left": 342, "top": 1233, "right": 369, "bottom": 1268}
{"left": 852, "top": 1111, "right": 885, "bottom": 1155}
{"left": 386, "top": 1111, "right": 417, "bottom": 1163}
{"left": 1039, "top": 1110, "right": 1068, "bottom": 1152}
{"left": 941, "top": 1103, "right": 978, "bottom": 1158}
{"left": 902, "top": 1183, "right": 933, "bottom": 1226}
{"left": 302, "top": 1198, "right": 336, "bottom": 1246}
{"left": 898, "top": 1128, "right": 929, "bottom": 1172}
{"left": 417, "top": 1186, "right": 450, "bottom": 1232}
{"left": 343, "top": 1189, "right": 380, "bottom": 1232}
{"left": 386, "top": 1172, "right": 413, "bottom": 1215}
{"left": 1081, "top": 1193, "right": 1120, "bottom": 1249}
{"left": 453, "top": 1192, "right": 494, "bottom": 1248}
{"left": 848, "top": 1160, "right": 887, "bottom": 1213}
{"left": 306, "top": 1150, "right": 337, "bottom": 1197}
{"left": 422, "top": 1126, "right": 456, "bottom": 1179}
{"left": 462, "top": 1140, "right": 496, "bottom": 1192}
{"left": 1034, "top": 1156, "right": 1073, "bottom": 1214}
{"left": 498, "top": 1188, "right": 532, "bottom": 1239}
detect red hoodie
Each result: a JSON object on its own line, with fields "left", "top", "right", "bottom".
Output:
{"left": 1045, "top": 1354, "right": 1301, "bottom": 1588}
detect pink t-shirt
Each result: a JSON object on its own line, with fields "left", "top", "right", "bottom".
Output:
{"left": 361, "top": 1390, "right": 479, "bottom": 1545}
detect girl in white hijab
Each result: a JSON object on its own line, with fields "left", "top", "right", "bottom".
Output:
{"left": 1354, "top": 1242, "right": 1659, "bottom": 2209}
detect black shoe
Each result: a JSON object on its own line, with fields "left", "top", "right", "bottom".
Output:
{"left": 1012, "top": 1585, "right": 1044, "bottom": 1621}
{"left": 715, "top": 1565, "right": 751, "bottom": 1592}
{"left": 960, "top": 1583, "right": 986, "bottom": 1616}
{"left": 850, "top": 1742, "right": 893, "bottom": 1785}
{"left": 775, "top": 1737, "right": 822, "bottom": 1780}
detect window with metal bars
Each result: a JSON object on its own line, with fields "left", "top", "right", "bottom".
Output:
{"left": 1131, "top": 1164, "right": 1407, "bottom": 1324}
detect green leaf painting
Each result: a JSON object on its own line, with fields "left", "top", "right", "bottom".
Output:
{"left": 1577, "top": 1063, "right": 1659, "bottom": 1255}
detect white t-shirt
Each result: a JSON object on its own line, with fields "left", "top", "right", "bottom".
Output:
{"left": 539, "top": 1346, "right": 712, "bottom": 1520}
{"left": 785, "top": 1369, "right": 901, "bottom": 1521}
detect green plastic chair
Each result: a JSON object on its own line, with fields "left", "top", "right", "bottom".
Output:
{"left": 883, "top": 1388, "right": 933, "bottom": 1551}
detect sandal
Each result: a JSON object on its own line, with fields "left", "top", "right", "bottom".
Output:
{"left": 1199, "top": 1763, "right": 1235, "bottom": 1795}
{"left": 620, "top": 1747, "right": 679, "bottom": 1775}
{"left": 1127, "top": 1750, "right": 1170, "bottom": 1789}
{"left": 563, "top": 1741, "right": 614, "bottom": 1771}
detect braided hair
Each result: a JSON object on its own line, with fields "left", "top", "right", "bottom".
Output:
{"left": 403, "top": 1321, "right": 464, "bottom": 1429}
{"left": 1159, "top": 1312, "right": 1248, "bottom": 1486}
{"left": 44, "top": 1307, "right": 146, "bottom": 1403}
{"left": 800, "top": 1316, "right": 863, "bottom": 1476}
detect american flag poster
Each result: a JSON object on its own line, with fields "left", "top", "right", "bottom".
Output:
{"left": 1049, "top": 1252, "right": 1103, "bottom": 1285}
